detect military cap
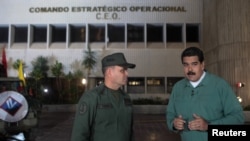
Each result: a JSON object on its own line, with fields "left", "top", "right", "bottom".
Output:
{"left": 102, "top": 53, "right": 136, "bottom": 69}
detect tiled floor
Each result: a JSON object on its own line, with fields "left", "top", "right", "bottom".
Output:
{"left": 34, "top": 112, "right": 181, "bottom": 141}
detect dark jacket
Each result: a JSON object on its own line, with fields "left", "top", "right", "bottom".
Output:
{"left": 71, "top": 84, "right": 134, "bottom": 141}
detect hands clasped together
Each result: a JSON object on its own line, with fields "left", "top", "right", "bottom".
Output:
{"left": 173, "top": 114, "right": 208, "bottom": 131}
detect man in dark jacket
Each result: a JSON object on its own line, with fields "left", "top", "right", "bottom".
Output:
{"left": 71, "top": 52, "right": 135, "bottom": 141}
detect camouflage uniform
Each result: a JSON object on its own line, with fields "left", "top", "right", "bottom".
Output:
{"left": 71, "top": 84, "right": 133, "bottom": 141}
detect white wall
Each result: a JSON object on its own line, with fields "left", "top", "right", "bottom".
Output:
{"left": 0, "top": 0, "right": 202, "bottom": 77}
{"left": 0, "top": 0, "right": 202, "bottom": 24}
{"left": 0, "top": 0, "right": 201, "bottom": 99}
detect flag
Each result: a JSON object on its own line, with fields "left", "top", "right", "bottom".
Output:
{"left": 2, "top": 46, "right": 7, "bottom": 77}
{"left": 18, "top": 61, "right": 26, "bottom": 86}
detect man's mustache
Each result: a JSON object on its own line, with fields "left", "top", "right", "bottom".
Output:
{"left": 187, "top": 71, "right": 196, "bottom": 75}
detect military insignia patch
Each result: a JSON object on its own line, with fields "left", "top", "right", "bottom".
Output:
{"left": 79, "top": 102, "right": 87, "bottom": 114}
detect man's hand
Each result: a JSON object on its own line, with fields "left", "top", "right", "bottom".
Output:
{"left": 173, "top": 115, "right": 186, "bottom": 130}
{"left": 188, "top": 114, "right": 208, "bottom": 131}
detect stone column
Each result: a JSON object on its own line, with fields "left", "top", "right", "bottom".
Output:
{"left": 203, "top": 0, "right": 250, "bottom": 107}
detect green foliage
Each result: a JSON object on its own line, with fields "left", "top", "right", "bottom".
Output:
{"left": 28, "top": 56, "right": 49, "bottom": 102}
{"left": 12, "top": 59, "right": 27, "bottom": 70}
{"left": 65, "top": 71, "right": 74, "bottom": 81}
{"left": 50, "top": 60, "right": 65, "bottom": 103}
{"left": 82, "top": 46, "right": 97, "bottom": 74}
{"left": 29, "top": 56, "right": 49, "bottom": 80}
{"left": 17, "top": 54, "right": 91, "bottom": 104}
{"left": 82, "top": 46, "right": 97, "bottom": 90}
{"left": 51, "top": 60, "right": 64, "bottom": 77}
{"left": 73, "top": 70, "right": 84, "bottom": 78}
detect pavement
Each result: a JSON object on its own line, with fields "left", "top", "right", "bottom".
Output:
{"left": 32, "top": 111, "right": 250, "bottom": 141}
{"left": 34, "top": 112, "right": 181, "bottom": 141}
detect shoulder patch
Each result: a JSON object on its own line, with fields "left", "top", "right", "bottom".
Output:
{"left": 79, "top": 102, "right": 88, "bottom": 114}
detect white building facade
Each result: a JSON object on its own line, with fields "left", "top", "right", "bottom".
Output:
{"left": 0, "top": 0, "right": 202, "bottom": 100}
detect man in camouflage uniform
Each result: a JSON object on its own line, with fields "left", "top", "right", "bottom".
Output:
{"left": 71, "top": 53, "right": 135, "bottom": 141}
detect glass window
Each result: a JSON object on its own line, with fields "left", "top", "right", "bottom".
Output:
{"left": 147, "top": 24, "right": 163, "bottom": 42}
{"left": 33, "top": 25, "right": 47, "bottom": 42}
{"left": 147, "top": 77, "right": 165, "bottom": 93}
{"left": 14, "top": 25, "right": 28, "bottom": 43}
{"left": 166, "top": 24, "right": 182, "bottom": 42}
{"left": 127, "top": 77, "right": 145, "bottom": 94}
{"left": 51, "top": 25, "right": 66, "bottom": 42}
{"left": 167, "top": 77, "right": 183, "bottom": 94}
{"left": 186, "top": 24, "right": 199, "bottom": 42}
{"left": 89, "top": 24, "right": 105, "bottom": 42}
{"left": 108, "top": 24, "right": 125, "bottom": 42}
{"left": 127, "top": 24, "right": 144, "bottom": 42}
{"left": 93, "top": 77, "right": 125, "bottom": 90}
{"left": 70, "top": 25, "right": 86, "bottom": 42}
{"left": 0, "top": 26, "right": 8, "bottom": 43}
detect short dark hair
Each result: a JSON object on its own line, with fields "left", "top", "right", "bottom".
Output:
{"left": 102, "top": 66, "right": 109, "bottom": 75}
{"left": 181, "top": 47, "right": 204, "bottom": 63}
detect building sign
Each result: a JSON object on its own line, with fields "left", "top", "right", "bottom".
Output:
{"left": 29, "top": 6, "right": 186, "bottom": 21}
{"left": 0, "top": 0, "right": 202, "bottom": 24}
